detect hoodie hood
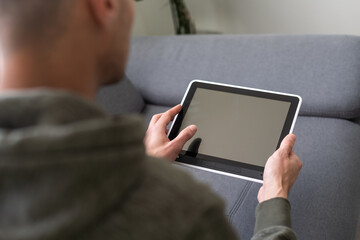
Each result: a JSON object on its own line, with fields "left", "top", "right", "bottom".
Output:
{"left": 0, "top": 89, "right": 146, "bottom": 240}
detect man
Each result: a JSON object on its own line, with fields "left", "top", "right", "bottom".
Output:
{"left": 0, "top": 0, "right": 302, "bottom": 239}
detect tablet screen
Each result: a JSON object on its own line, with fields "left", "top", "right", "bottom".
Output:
{"left": 179, "top": 88, "right": 290, "bottom": 167}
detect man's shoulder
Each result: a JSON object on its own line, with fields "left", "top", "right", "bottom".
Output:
{"left": 144, "top": 157, "right": 224, "bottom": 209}
{"left": 102, "top": 156, "right": 227, "bottom": 239}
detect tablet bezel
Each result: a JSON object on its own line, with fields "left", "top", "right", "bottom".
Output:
{"left": 168, "top": 80, "right": 302, "bottom": 183}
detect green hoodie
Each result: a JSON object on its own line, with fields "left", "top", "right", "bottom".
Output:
{"left": 0, "top": 89, "right": 296, "bottom": 240}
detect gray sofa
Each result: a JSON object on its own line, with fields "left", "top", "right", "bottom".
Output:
{"left": 97, "top": 35, "right": 360, "bottom": 240}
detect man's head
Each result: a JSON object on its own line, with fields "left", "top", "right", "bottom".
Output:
{"left": 0, "top": 1, "right": 70, "bottom": 47}
{"left": 0, "top": 0, "right": 135, "bottom": 97}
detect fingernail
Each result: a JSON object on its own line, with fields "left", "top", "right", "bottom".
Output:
{"left": 190, "top": 125, "right": 197, "bottom": 131}
{"left": 290, "top": 134, "right": 296, "bottom": 141}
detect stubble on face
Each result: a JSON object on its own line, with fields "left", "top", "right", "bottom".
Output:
{"left": 97, "top": 0, "right": 134, "bottom": 86}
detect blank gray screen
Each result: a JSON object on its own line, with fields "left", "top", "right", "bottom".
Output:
{"left": 180, "top": 88, "right": 291, "bottom": 167}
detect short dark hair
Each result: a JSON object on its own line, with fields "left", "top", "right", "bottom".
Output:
{"left": 0, "top": 0, "right": 71, "bottom": 46}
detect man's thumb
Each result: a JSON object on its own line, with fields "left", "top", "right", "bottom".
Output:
{"left": 173, "top": 125, "right": 197, "bottom": 149}
{"left": 280, "top": 134, "right": 296, "bottom": 153}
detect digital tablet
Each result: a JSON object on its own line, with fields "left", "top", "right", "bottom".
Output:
{"left": 168, "top": 80, "right": 302, "bottom": 183}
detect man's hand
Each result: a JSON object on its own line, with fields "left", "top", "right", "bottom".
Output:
{"left": 144, "top": 105, "right": 197, "bottom": 161}
{"left": 258, "top": 134, "right": 303, "bottom": 203}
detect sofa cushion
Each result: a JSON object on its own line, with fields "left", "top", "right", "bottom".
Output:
{"left": 96, "top": 75, "right": 144, "bottom": 115}
{"left": 141, "top": 104, "right": 171, "bottom": 124}
{"left": 127, "top": 35, "right": 360, "bottom": 119}
{"left": 355, "top": 117, "right": 360, "bottom": 125}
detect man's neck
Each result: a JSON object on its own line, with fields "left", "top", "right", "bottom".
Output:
{"left": 0, "top": 46, "right": 98, "bottom": 100}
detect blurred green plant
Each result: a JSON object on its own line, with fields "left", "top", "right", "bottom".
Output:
{"left": 135, "top": 0, "right": 196, "bottom": 35}
{"left": 169, "top": 0, "right": 196, "bottom": 34}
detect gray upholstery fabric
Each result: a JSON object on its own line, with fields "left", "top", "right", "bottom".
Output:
{"left": 96, "top": 75, "right": 144, "bottom": 115}
{"left": 127, "top": 35, "right": 360, "bottom": 119}
{"left": 141, "top": 104, "right": 171, "bottom": 124}
{"left": 289, "top": 117, "right": 360, "bottom": 240}
{"left": 354, "top": 117, "right": 360, "bottom": 125}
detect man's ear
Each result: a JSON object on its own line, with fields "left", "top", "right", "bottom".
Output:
{"left": 87, "top": 0, "right": 116, "bottom": 28}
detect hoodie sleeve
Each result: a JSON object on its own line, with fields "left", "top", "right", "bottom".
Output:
{"left": 185, "top": 197, "right": 297, "bottom": 240}
{"left": 251, "top": 198, "right": 297, "bottom": 240}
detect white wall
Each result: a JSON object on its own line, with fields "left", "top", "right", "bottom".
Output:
{"left": 133, "top": 0, "right": 360, "bottom": 36}
{"left": 132, "top": 0, "right": 174, "bottom": 36}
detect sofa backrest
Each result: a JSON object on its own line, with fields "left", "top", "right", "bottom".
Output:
{"left": 126, "top": 35, "right": 360, "bottom": 120}
{"left": 96, "top": 75, "right": 144, "bottom": 115}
